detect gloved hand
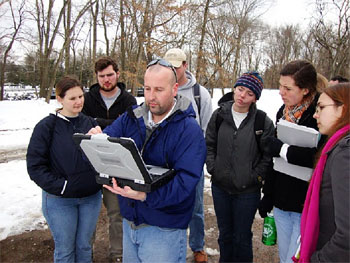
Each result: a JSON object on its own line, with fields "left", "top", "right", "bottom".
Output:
{"left": 265, "top": 136, "right": 283, "bottom": 157}
{"left": 258, "top": 195, "right": 273, "bottom": 218}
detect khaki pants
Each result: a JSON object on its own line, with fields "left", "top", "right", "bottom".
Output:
{"left": 103, "top": 188, "right": 123, "bottom": 257}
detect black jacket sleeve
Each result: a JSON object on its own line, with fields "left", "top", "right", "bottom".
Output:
{"left": 286, "top": 135, "right": 327, "bottom": 168}
{"left": 205, "top": 109, "right": 219, "bottom": 175}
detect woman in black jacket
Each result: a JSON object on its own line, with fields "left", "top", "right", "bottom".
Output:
{"left": 27, "top": 76, "right": 102, "bottom": 263}
{"left": 259, "top": 60, "right": 323, "bottom": 263}
{"left": 206, "top": 72, "right": 275, "bottom": 262}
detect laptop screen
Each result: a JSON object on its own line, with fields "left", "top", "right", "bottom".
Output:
{"left": 78, "top": 134, "right": 151, "bottom": 184}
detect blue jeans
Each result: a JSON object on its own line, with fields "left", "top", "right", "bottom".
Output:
{"left": 123, "top": 219, "right": 187, "bottom": 263}
{"left": 211, "top": 184, "right": 260, "bottom": 262}
{"left": 42, "top": 190, "right": 102, "bottom": 263}
{"left": 189, "top": 172, "right": 205, "bottom": 252}
{"left": 274, "top": 207, "right": 301, "bottom": 263}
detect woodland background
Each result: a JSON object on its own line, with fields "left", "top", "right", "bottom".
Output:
{"left": 0, "top": 0, "right": 349, "bottom": 102}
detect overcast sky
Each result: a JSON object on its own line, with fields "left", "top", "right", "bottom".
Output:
{"left": 261, "top": 0, "right": 313, "bottom": 27}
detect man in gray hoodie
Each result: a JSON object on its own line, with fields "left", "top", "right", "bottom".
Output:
{"left": 164, "top": 48, "right": 213, "bottom": 263}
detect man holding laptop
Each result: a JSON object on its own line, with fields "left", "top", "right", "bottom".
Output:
{"left": 88, "top": 59, "right": 206, "bottom": 262}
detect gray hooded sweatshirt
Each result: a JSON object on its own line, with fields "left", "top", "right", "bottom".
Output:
{"left": 177, "top": 70, "right": 213, "bottom": 133}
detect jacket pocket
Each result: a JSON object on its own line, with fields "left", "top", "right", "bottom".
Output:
{"left": 63, "top": 170, "right": 100, "bottom": 197}
{"left": 232, "top": 161, "right": 257, "bottom": 190}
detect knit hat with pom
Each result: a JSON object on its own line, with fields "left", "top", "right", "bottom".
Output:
{"left": 234, "top": 71, "right": 264, "bottom": 100}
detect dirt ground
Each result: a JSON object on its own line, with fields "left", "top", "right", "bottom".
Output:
{"left": 0, "top": 175, "right": 279, "bottom": 263}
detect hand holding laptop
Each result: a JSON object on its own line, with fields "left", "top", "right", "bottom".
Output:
{"left": 87, "top": 125, "right": 103, "bottom": 135}
{"left": 104, "top": 178, "right": 146, "bottom": 201}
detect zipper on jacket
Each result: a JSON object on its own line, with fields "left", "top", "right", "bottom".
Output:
{"left": 102, "top": 90, "right": 123, "bottom": 120}
{"left": 140, "top": 109, "right": 179, "bottom": 155}
{"left": 141, "top": 125, "right": 159, "bottom": 155}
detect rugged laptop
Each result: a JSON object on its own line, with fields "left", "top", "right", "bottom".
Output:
{"left": 73, "top": 133, "right": 176, "bottom": 192}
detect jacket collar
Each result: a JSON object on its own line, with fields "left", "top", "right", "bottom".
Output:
{"left": 50, "top": 111, "right": 81, "bottom": 122}
{"left": 132, "top": 94, "right": 194, "bottom": 125}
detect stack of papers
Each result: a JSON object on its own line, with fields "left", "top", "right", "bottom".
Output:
{"left": 274, "top": 120, "right": 320, "bottom": 181}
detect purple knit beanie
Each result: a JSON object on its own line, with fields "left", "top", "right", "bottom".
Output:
{"left": 233, "top": 71, "right": 264, "bottom": 100}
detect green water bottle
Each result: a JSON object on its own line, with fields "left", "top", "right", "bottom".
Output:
{"left": 262, "top": 212, "right": 277, "bottom": 246}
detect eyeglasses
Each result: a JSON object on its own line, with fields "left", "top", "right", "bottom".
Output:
{"left": 315, "top": 104, "right": 337, "bottom": 114}
{"left": 147, "top": 58, "right": 178, "bottom": 83}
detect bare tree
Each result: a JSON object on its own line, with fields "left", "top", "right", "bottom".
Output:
{"left": 309, "top": 0, "right": 350, "bottom": 78}
{"left": 195, "top": 0, "right": 211, "bottom": 83}
{"left": 262, "top": 25, "right": 302, "bottom": 89}
{"left": 68, "top": 18, "right": 89, "bottom": 76}
{"left": 90, "top": 0, "right": 99, "bottom": 84}
{"left": 227, "top": 0, "right": 266, "bottom": 82}
{"left": 119, "top": 0, "right": 126, "bottom": 73}
{"left": 120, "top": 0, "right": 187, "bottom": 94}
{"left": 0, "top": 0, "right": 25, "bottom": 101}
{"left": 33, "top": 0, "right": 66, "bottom": 99}
{"left": 30, "top": 0, "right": 94, "bottom": 102}
{"left": 201, "top": 0, "right": 268, "bottom": 95}
{"left": 64, "top": 0, "right": 72, "bottom": 74}
{"left": 100, "top": 0, "right": 113, "bottom": 56}
{"left": 0, "top": 0, "right": 10, "bottom": 7}
{"left": 205, "top": 12, "right": 238, "bottom": 94}
{"left": 127, "top": 0, "right": 151, "bottom": 93}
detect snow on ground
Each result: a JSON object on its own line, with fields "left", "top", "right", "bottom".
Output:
{"left": 0, "top": 89, "right": 282, "bottom": 240}
{"left": 0, "top": 99, "right": 59, "bottom": 150}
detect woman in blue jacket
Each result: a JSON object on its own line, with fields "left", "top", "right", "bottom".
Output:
{"left": 27, "top": 76, "right": 102, "bottom": 263}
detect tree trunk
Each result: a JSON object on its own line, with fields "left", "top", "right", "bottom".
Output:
{"left": 120, "top": 0, "right": 126, "bottom": 76}
{"left": 64, "top": 0, "right": 72, "bottom": 74}
{"left": 196, "top": 0, "right": 210, "bottom": 83}
{"left": 101, "top": 0, "right": 110, "bottom": 56}
{"left": 91, "top": 0, "right": 99, "bottom": 84}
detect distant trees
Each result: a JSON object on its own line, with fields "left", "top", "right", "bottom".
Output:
{"left": 0, "top": 0, "right": 25, "bottom": 100}
{"left": 1, "top": 0, "right": 349, "bottom": 101}
{"left": 203, "top": 0, "right": 268, "bottom": 95}
{"left": 262, "top": 0, "right": 350, "bottom": 88}
{"left": 310, "top": 0, "right": 350, "bottom": 78}
{"left": 263, "top": 25, "right": 302, "bottom": 89}
{"left": 28, "top": 0, "right": 93, "bottom": 102}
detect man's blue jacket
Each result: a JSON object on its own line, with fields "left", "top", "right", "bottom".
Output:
{"left": 103, "top": 95, "right": 206, "bottom": 229}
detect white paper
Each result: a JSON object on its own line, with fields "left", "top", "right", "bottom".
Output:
{"left": 277, "top": 119, "right": 319, "bottom": 147}
{"left": 274, "top": 120, "right": 319, "bottom": 181}
{"left": 274, "top": 158, "right": 312, "bottom": 181}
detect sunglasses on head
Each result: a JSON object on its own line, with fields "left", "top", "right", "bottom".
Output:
{"left": 147, "top": 59, "right": 178, "bottom": 83}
